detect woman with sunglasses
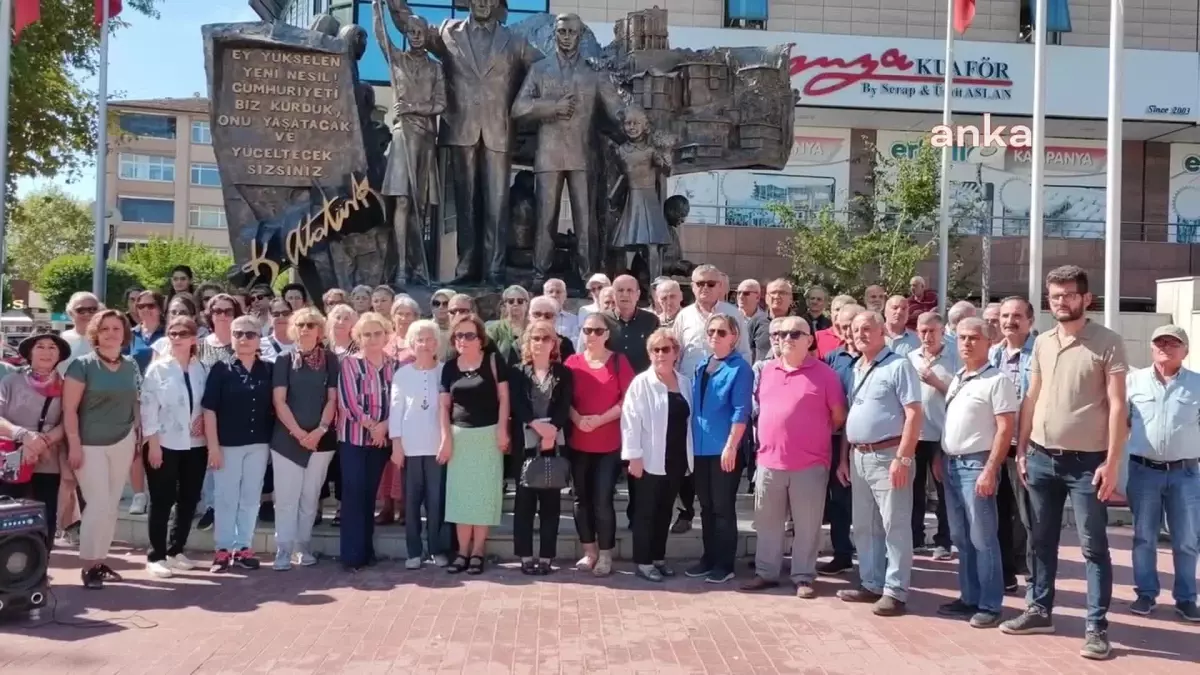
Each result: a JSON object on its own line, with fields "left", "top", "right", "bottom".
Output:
{"left": 687, "top": 313, "right": 754, "bottom": 584}
{"left": 63, "top": 309, "right": 141, "bottom": 589}
{"left": 139, "top": 316, "right": 208, "bottom": 578}
{"left": 509, "top": 320, "right": 571, "bottom": 575}
{"left": 440, "top": 313, "right": 509, "bottom": 575}
{"left": 326, "top": 304, "right": 360, "bottom": 357}
{"left": 271, "top": 308, "right": 340, "bottom": 570}
{"left": 149, "top": 295, "right": 208, "bottom": 356}
{"left": 564, "top": 312, "right": 633, "bottom": 576}
{"left": 441, "top": 294, "right": 476, "bottom": 361}
{"left": 337, "top": 312, "right": 397, "bottom": 571}
{"left": 429, "top": 288, "right": 454, "bottom": 331}
{"left": 528, "top": 296, "right": 576, "bottom": 359}
{"left": 202, "top": 315, "right": 274, "bottom": 573}
{"left": 622, "top": 329, "right": 693, "bottom": 582}
{"left": 56, "top": 292, "right": 101, "bottom": 545}
{"left": 261, "top": 298, "right": 297, "bottom": 362}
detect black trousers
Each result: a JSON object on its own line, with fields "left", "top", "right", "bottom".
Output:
{"left": 632, "top": 470, "right": 683, "bottom": 565}
{"left": 513, "top": 485, "right": 561, "bottom": 559}
{"left": 695, "top": 455, "right": 741, "bottom": 574}
{"left": 321, "top": 448, "right": 342, "bottom": 502}
{"left": 825, "top": 435, "right": 854, "bottom": 559}
{"left": 143, "top": 446, "right": 207, "bottom": 562}
{"left": 0, "top": 472, "right": 61, "bottom": 550}
{"left": 913, "top": 440, "right": 951, "bottom": 548}
{"left": 677, "top": 474, "right": 695, "bottom": 521}
{"left": 998, "top": 453, "right": 1031, "bottom": 581}
{"left": 569, "top": 450, "right": 620, "bottom": 550}
{"left": 625, "top": 460, "right": 637, "bottom": 524}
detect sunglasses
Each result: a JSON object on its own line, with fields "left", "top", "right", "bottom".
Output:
{"left": 650, "top": 345, "right": 675, "bottom": 354}
{"left": 694, "top": 280, "right": 718, "bottom": 289}
{"left": 707, "top": 328, "right": 729, "bottom": 338}
{"left": 168, "top": 331, "right": 194, "bottom": 339}
{"left": 251, "top": 294, "right": 270, "bottom": 301}
{"left": 453, "top": 332, "right": 479, "bottom": 342}
{"left": 297, "top": 321, "right": 319, "bottom": 330}
{"left": 530, "top": 311, "right": 555, "bottom": 320}
{"left": 232, "top": 330, "right": 259, "bottom": 340}
{"left": 737, "top": 290, "right": 758, "bottom": 296}
{"left": 428, "top": 299, "right": 445, "bottom": 308}
{"left": 504, "top": 297, "right": 527, "bottom": 305}
{"left": 448, "top": 307, "right": 470, "bottom": 315}
{"left": 210, "top": 307, "right": 235, "bottom": 316}
{"left": 74, "top": 306, "right": 99, "bottom": 315}
{"left": 582, "top": 327, "right": 608, "bottom": 336}
{"left": 137, "top": 303, "right": 159, "bottom": 310}
{"left": 528, "top": 334, "right": 553, "bottom": 343}
{"left": 271, "top": 310, "right": 293, "bottom": 318}
{"left": 168, "top": 308, "right": 191, "bottom": 316}
{"left": 771, "top": 330, "right": 810, "bottom": 340}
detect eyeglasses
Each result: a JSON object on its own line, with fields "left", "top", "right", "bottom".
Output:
{"left": 770, "top": 330, "right": 810, "bottom": 340}
{"left": 448, "top": 307, "right": 470, "bottom": 315}
{"left": 297, "top": 321, "right": 319, "bottom": 330}
{"left": 504, "top": 298, "right": 527, "bottom": 305}
{"left": 210, "top": 307, "right": 235, "bottom": 316}
{"left": 137, "top": 303, "right": 158, "bottom": 310}
{"left": 528, "top": 334, "right": 553, "bottom": 343}
{"left": 453, "top": 332, "right": 479, "bottom": 342}
{"left": 74, "top": 306, "right": 99, "bottom": 314}
{"left": 737, "top": 290, "right": 758, "bottom": 296}
{"left": 650, "top": 345, "right": 675, "bottom": 354}
{"left": 694, "top": 280, "right": 718, "bottom": 289}
{"left": 167, "top": 331, "right": 194, "bottom": 339}
{"left": 582, "top": 327, "right": 608, "bottom": 336}
{"left": 271, "top": 310, "right": 293, "bottom": 319}
{"left": 707, "top": 328, "right": 729, "bottom": 338}
{"left": 430, "top": 299, "right": 446, "bottom": 308}
{"left": 232, "top": 330, "right": 259, "bottom": 340}
{"left": 168, "top": 308, "right": 191, "bottom": 316}
{"left": 251, "top": 293, "right": 270, "bottom": 301}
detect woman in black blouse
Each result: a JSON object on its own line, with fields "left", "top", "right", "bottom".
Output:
{"left": 509, "top": 320, "right": 572, "bottom": 575}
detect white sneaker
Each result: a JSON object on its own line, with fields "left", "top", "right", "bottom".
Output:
{"left": 146, "top": 560, "right": 173, "bottom": 578}
{"left": 432, "top": 554, "right": 450, "bottom": 567}
{"left": 167, "top": 554, "right": 197, "bottom": 571}
{"left": 293, "top": 550, "right": 317, "bottom": 567}
{"left": 405, "top": 557, "right": 423, "bottom": 570}
{"left": 129, "top": 493, "right": 148, "bottom": 515}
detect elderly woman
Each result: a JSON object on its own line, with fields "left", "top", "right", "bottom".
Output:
{"left": 270, "top": 307, "right": 340, "bottom": 570}
{"left": 126, "top": 290, "right": 168, "bottom": 515}
{"left": 686, "top": 313, "right": 754, "bottom": 584}
{"left": 337, "top": 312, "right": 397, "bottom": 571}
{"left": 139, "top": 316, "right": 208, "bottom": 578}
{"left": 528, "top": 296, "right": 576, "bottom": 359}
{"left": 199, "top": 293, "right": 241, "bottom": 366}
{"left": 487, "top": 285, "right": 531, "bottom": 363}
{"left": 150, "top": 294, "right": 209, "bottom": 358}
{"left": 56, "top": 291, "right": 101, "bottom": 543}
{"left": 376, "top": 296, "right": 422, "bottom": 526}
{"left": 261, "top": 298, "right": 297, "bottom": 362}
{"left": 385, "top": 295, "right": 420, "bottom": 363}
{"left": 350, "top": 285, "right": 374, "bottom": 314}
{"left": 202, "top": 315, "right": 274, "bottom": 573}
{"left": 371, "top": 285, "right": 396, "bottom": 315}
{"left": 63, "top": 309, "right": 141, "bottom": 589}
{"left": 389, "top": 320, "right": 447, "bottom": 569}
{"left": 565, "top": 312, "right": 633, "bottom": 576}
{"left": 441, "top": 294, "right": 476, "bottom": 361}
{"left": 597, "top": 286, "right": 617, "bottom": 314}
{"left": 327, "top": 304, "right": 359, "bottom": 357}
{"left": 440, "top": 312, "right": 509, "bottom": 575}
{"left": 0, "top": 333, "right": 71, "bottom": 548}
{"left": 509, "top": 320, "right": 572, "bottom": 575}
{"left": 322, "top": 287, "right": 349, "bottom": 309}
{"left": 430, "top": 288, "right": 455, "bottom": 330}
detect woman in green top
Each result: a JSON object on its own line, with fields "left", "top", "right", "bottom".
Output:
{"left": 63, "top": 308, "right": 142, "bottom": 590}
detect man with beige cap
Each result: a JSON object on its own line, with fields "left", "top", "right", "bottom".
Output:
{"left": 1124, "top": 323, "right": 1200, "bottom": 623}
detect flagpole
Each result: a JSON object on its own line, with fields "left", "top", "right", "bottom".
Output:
{"left": 0, "top": 0, "right": 13, "bottom": 309}
{"left": 93, "top": 0, "right": 110, "bottom": 299}
{"left": 1028, "top": 0, "right": 1047, "bottom": 323}
{"left": 1103, "top": 0, "right": 1123, "bottom": 328}
{"left": 936, "top": 0, "right": 954, "bottom": 315}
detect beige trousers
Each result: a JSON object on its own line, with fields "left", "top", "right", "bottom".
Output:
{"left": 76, "top": 431, "right": 137, "bottom": 561}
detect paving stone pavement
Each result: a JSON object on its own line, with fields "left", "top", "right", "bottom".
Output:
{"left": 2, "top": 528, "right": 1198, "bottom": 674}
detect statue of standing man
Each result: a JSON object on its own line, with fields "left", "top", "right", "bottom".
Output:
{"left": 513, "top": 13, "right": 623, "bottom": 288}
{"left": 385, "top": 0, "right": 542, "bottom": 287}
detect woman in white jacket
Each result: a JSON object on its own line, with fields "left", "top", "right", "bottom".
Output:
{"left": 621, "top": 328, "right": 693, "bottom": 582}
{"left": 140, "top": 316, "right": 209, "bottom": 578}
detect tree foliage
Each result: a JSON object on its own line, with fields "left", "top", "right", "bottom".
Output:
{"left": 119, "top": 237, "right": 235, "bottom": 292}
{"left": 7, "top": 186, "right": 94, "bottom": 283}
{"left": 37, "top": 254, "right": 146, "bottom": 311}
{"left": 7, "top": 0, "right": 161, "bottom": 205}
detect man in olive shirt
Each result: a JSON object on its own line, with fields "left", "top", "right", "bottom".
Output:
{"left": 605, "top": 275, "right": 659, "bottom": 373}
{"left": 1003, "top": 266, "right": 1126, "bottom": 661}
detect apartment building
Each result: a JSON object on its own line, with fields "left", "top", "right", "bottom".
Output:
{"left": 108, "top": 98, "right": 231, "bottom": 260}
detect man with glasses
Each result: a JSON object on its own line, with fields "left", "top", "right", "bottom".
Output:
{"left": 249, "top": 284, "right": 275, "bottom": 333}
{"left": 749, "top": 278, "right": 795, "bottom": 364}
{"left": 260, "top": 300, "right": 297, "bottom": 362}
{"left": 735, "top": 279, "right": 764, "bottom": 324}
{"left": 742, "top": 316, "right": 845, "bottom": 598}
{"left": 1003, "top": 265, "right": 1126, "bottom": 661}
{"left": 540, "top": 278, "right": 578, "bottom": 345}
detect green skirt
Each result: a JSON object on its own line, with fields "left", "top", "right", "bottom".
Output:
{"left": 445, "top": 424, "right": 503, "bottom": 526}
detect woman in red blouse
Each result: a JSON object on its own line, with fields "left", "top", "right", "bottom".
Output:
{"left": 564, "top": 313, "right": 633, "bottom": 576}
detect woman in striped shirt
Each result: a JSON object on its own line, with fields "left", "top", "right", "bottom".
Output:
{"left": 336, "top": 312, "right": 397, "bottom": 571}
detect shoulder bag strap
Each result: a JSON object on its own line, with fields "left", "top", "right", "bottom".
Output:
{"left": 847, "top": 352, "right": 891, "bottom": 411}
{"left": 35, "top": 396, "right": 53, "bottom": 433}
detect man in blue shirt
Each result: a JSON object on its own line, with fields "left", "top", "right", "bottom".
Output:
{"left": 1124, "top": 324, "right": 1200, "bottom": 622}
{"left": 819, "top": 303, "right": 864, "bottom": 575}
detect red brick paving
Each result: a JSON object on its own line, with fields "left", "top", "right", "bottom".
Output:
{"left": 2, "top": 528, "right": 1198, "bottom": 674}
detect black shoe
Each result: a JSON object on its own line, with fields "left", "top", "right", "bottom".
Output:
{"left": 234, "top": 548, "right": 261, "bottom": 570}
{"left": 969, "top": 611, "right": 1002, "bottom": 628}
{"left": 1175, "top": 602, "right": 1200, "bottom": 622}
{"left": 81, "top": 566, "right": 104, "bottom": 589}
{"left": 817, "top": 557, "right": 853, "bottom": 576}
{"left": 937, "top": 599, "right": 977, "bottom": 618}
{"left": 684, "top": 562, "right": 712, "bottom": 578}
{"left": 1079, "top": 629, "right": 1111, "bottom": 660}
{"left": 1000, "top": 607, "right": 1055, "bottom": 635}
{"left": 670, "top": 515, "right": 692, "bottom": 534}
{"left": 1004, "top": 577, "right": 1019, "bottom": 594}
{"left": 1130, "top": 596, "right": 1156, "bottom": 616}
{"left": 258, "top": 502, "right": 275, "bottom": 524}
{"left": 197, "top": 508, "right": 214, "bottom": 531}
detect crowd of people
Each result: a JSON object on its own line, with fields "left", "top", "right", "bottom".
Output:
{"left": 0, "top": 262, "right": 1196, "bottom": 663}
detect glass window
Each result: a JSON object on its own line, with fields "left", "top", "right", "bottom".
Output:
{"left": 191, "top": 120, "right": 212, "bottom": 144}
{"left": 118, "top": 198, "right": 175, "bottom": 224}
{"left": 118, "top": 153, "right": 175, "bottom": 182}
{"left": 118, "top": 113, "right": 177, "bottom": 139}
{"left": 725, "top": 0, "right": 767, "bottom": 27}
{"left": 114, "top": 240, "right": 147, "bottom": 260}
{"left": 190, "top": 163, "right": 221, "bottom": 187}
{"left": 189, "top": 204, "right": 228, "bottom": 229}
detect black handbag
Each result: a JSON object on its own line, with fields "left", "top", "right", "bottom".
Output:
{"left": 520, "top": 452, "right": 570, "bottom": 491}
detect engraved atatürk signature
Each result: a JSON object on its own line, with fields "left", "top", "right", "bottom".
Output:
{"left": 240, "top": 173, "right": 383, "bottom": 283}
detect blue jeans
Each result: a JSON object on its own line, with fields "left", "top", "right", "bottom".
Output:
{"left": 1025, "top": 445, "right": 1112, "bottom": 629}
{"left": 212, "top": 444, "right": 270, "bottom": 552}
{"left": 339, "top": 442, "right": 389, "bottom": 567}
{"left": 404, "top": 455, "right": 450, "bottom": 559}
{"left": 1126, "top": 459, "right": 1200, "bottom": 605}
{"left": 850, "top": 447, "right": 913, "bottom": 601}
{"left": 942, "top": 452, "right": 1004, "bottom": 613}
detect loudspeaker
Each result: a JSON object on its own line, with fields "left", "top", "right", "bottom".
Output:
{"left": 0, "top": 496, "right": 49, "bottom": 617}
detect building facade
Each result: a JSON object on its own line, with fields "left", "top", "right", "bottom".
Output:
{"left": 108, "top": 98, "right": 232, "bottom": 259}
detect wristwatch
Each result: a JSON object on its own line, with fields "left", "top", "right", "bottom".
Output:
{"left": 897, "top": 456, "right": 914, "bottom": 467}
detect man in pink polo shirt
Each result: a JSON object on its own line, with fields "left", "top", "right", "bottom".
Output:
{"left": 741, "top": 315, "right": 847, "bottom": 598}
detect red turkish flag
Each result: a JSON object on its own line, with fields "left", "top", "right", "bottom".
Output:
{"left": 95, "top": 0, "right": 122, "bottom": 26}
{"left": 14, "top": 0, "right": 41, "bottom": 40}
{"left": 954, "top": 0, "right": 976, "bottom": 34}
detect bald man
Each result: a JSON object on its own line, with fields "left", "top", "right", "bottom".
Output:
{"left": 907, "top": 276, "right": 938, "bottom": 330}
{"left": 607, "top": 274, "right": 659, "bottom": 373}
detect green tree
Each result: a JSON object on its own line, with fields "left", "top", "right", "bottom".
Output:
{"left": 7, "top": 1, "right": 161, "bottom": 205}
{"left": 7, "top": 186, "right": 94, "bottom": 283}
{"left": 120, "top": 237, "right": 234, "bottom": 291}
{"left": 37, "top": 254, "right": 147, "bottom": 311}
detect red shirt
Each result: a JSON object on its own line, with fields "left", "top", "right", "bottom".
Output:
{"left": 907, "top": 290, "right": 938, "bottom": 329}
{"left": 815, "top": 328, "right": 842, "bottom": 359}
{"left": 565, "top": 352, "right": 633, "bottom": 453}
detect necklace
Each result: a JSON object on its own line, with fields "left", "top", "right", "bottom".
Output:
{"left": 97, "top": 351, "right": 123, "bottom": 366}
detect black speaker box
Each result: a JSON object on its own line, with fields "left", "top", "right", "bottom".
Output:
{"left": 0, "top": 496, "right": 50, "bottom": 617}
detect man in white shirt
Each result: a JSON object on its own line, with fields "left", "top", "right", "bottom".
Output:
{"left": 909, "top": 311, "right": 957, "bottom": 559}
{"left": 541, "top": 278, "right": 578, "bottom": 344}
{"left": 673, "top": 264, "right": 751, "bottom": 377}
{"left": 938, "top": 317, "right": 1018, "bottom": 628}
{"left": 736, "top": 279, "right": 765, "bottom": 323}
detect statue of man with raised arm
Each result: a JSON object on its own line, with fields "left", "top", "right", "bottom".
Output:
{"left": 385, "top": 0, "right": 543, "bottom": 286}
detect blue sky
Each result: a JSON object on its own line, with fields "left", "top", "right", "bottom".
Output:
{"left": 15, "top": 0, "right": 259, "bottom": 199}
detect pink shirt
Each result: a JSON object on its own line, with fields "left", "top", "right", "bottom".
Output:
{"left": 755, "top": 357, "right": 845, "bottom": 471}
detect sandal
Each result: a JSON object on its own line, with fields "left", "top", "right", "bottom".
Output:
{"left": 536, "top": 560, "right": 553, "bottom": 576}
{"left": 446, "top": 555, "right": 469, "bottom": 574}
{"left": 96, "top": 564, "right": 124, "bottom": 582}
{"left": 466, "top": 555, "right": 485, "bottom": 575}
{"left": 520, "top": 558, "right": 537, "bottom": 575}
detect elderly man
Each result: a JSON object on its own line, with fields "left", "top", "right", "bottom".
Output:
{"left": 742, "top": 316, "right": 846, "bottom": 598}
{"left": 819, "top": 303, "right": 865, "bottom": 575}
{"left": 907, "top": 276, "right": 938, "bottom": 330}
{"left": 910, "top": 311, "right": 956, "bottom": 559}
{"left": 528, "top": 295, "right": 576, "bottom": 358}
{"left": 816, "top": 294, "right": 856, "bottom": 359}
{"left": 749, "top": 278, "right": 795, "bottom": 364}
{"left": 541, "top": 278, "right": 578, "bottom": 345}
{"left": 674, "top": 264, "right": 750, "bottom": 376}
{"left": 1124, "top": 325, "right": 1200, "bottom": 622}
{"left": 884, "top": 295, "right": 920, "bottom": 356}
{"left": 863, "top": 285, "right": 887, "bottom": 313}
{"left": 938, "top": 317, "right": 1018, "bottom": 628}
{"left": 982, "top": 302, "right": 1003, "bottom": 345}
{"left": 990, "top": 295, "right": 1037, "bottom": 592}
{"left": 836, "top": 310, "right": 922, "bottom": 616}
{"left": 736, "top": 279, "right": 765, "bottom": 323}
{"left": 607, "top": 275, "right": 659, "bottom": 373}
{"left": 577, "top": 273, "right": 611, "bottom": 328}
{"left": 1005, "top": 266, "right": 1126, "bottom": 661}
{"left": 946, "top": 300, "right": 977, "bottom": 344}
{"left": 656, "top": 279, "right": 683, "bottom": 328}
{"left": 805, "top": 285, "right": 832, "bottom": 332}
